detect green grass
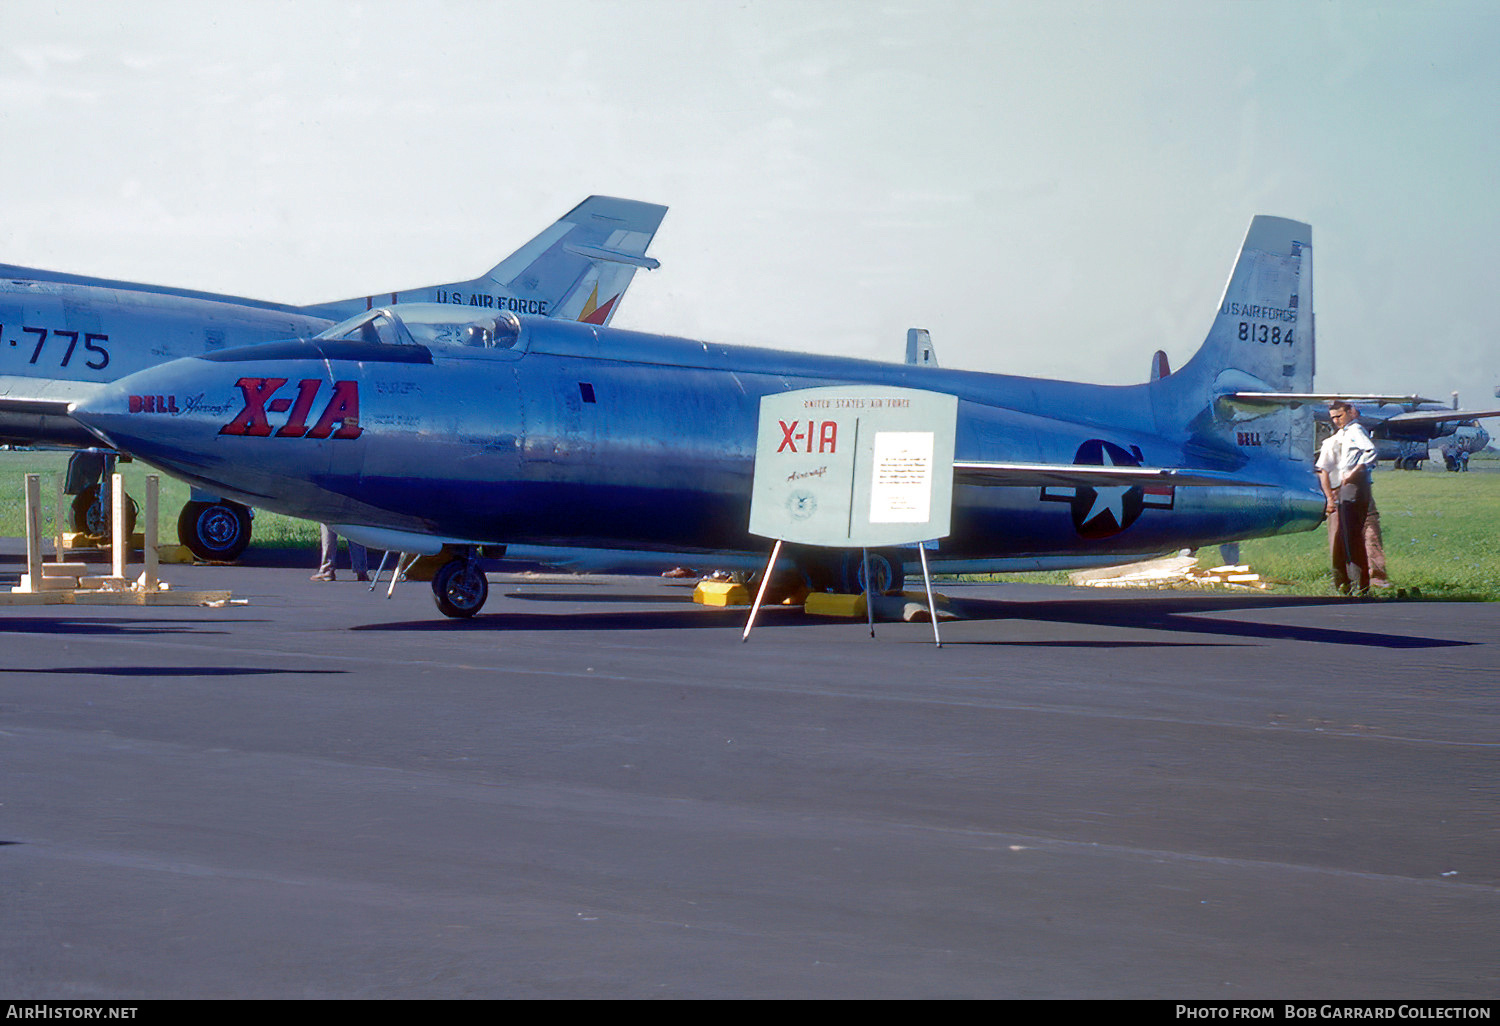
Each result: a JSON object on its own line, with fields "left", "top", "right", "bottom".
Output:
{"left": 0, "top": 450, "right": 321, "bottom": 549}
{"left": 951, "top": 468, "right": 1500, "bottom": 600}
{"left": 1238, "top": 468, "right": 1500, "bottom": 600}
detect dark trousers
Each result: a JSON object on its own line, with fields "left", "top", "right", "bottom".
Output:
{"left": 1332, "top": 496, "right": 1371, "bottom": 594}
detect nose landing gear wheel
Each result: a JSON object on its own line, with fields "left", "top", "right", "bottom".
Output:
{"left": 432, "top": 559, "right": 489, "bottom": 618}
{"left": 70, "top": 484, "right": 138, "bottom": 540}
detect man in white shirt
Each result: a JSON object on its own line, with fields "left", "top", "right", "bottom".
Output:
{"left": 1315, "top": 401, "right": 1384, "bottom": 595}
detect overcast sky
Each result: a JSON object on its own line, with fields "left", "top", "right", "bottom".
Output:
{"left": 2, "top": 0, "right": 1496, "bottom": 405}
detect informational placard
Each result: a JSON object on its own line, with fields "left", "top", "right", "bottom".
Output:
{"left": 869, "top": 430, "right": 936, "bottom": 523}
{"left": 748, "top": 385, "right": 958, "bottom": 547}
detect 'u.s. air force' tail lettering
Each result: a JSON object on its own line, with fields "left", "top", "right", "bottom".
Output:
{"left": 301, "top": 196, "right": 667, "bottom": 326}
{"left": 1151, "top": 214, "right": 1316, "bottom": 463}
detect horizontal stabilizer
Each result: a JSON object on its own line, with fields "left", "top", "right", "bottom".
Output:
{"left": 563, "top": 243, "right": 661, "bottom": 270}
{"left": 1381, "top": 406, "right": 1500, "bottom": 428}
{"left": 1217, "top": 391, "right": 1437, "bottom": 420}
{"left": 953, "top": 460, "right": 1279, "bottom": 490}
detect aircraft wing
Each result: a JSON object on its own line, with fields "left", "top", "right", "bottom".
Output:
{"left": 0, "top": 376, "right": 105, "bottom": 446}
{"left": 952, "top": 461, "right": 1281, "bottom": 489}
{"left": 1380, "top": 406, "right": 1500, "bottom": 428}
{"left": 0, "top": 375, "right": 105, "bottom": 405}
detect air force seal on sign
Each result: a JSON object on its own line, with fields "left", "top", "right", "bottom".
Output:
{"left": 786, "top": 489, "right": 818, "bottom": 520}
{"left": 1040, "top": 439, "right": 1175, "bottom": 538}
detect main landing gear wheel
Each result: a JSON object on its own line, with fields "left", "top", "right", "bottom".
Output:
{"left": 432, "top": 559, "right": 489, "bottom": 618}
{"left": 835, "top": 548, "right": 906, "bottom": 595}
{"left": 70, "top": 483, "right": 137, "bottom": 539}
{"left": 178, "top": 501, "right": 253, "bottom": 561}
{"left": 801, "top": 549, "right": 907, "bottom": 595}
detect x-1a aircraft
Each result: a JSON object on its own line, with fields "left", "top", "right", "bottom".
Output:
{"left": 72, "top": 215, "right": 1325, "bottom": 617}
{"left": 0, "top": 195, "right": 666, "bottom": 558}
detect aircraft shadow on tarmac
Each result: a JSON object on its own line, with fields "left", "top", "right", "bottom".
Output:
{"left": 0, "top": 665, "right": 346, "bottom": 677}
{"left": 0, "top": 616, "right": 264, "bottom": 637}
{"left": 941, "top": 594, "right": 1474, "bottom": 650}
{"left": 508, "top": 589, "right": 699, "bottom": 604}
{"left": 353, "top": 591, "right": 1472, "bottom": 650}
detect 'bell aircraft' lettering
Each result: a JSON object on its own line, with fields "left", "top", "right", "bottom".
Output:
{"left": 127, "top": 394, "right": 180, "bottom": 414}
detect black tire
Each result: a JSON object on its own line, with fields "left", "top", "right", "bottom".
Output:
{"left": 178, "top": 501, "right": 253, "bottom": 561}
{"left": 431, "top": 559, "right": 489, "bottom": 618}
{"left": 834, "top": 549, "right": 906, "bottom": 595}
{"left": 70, "top": 484, "right": 137, "bottom": 539}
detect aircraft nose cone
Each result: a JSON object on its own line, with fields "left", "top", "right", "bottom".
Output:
{"left": 73, "top": 363, "right": 194, "bottom": 442}
{"left": 69, "top": 355, "right": 255, "bottom": 476}
{"left": 69, "top": 347, "right": 362, "bottom": 519}
{"left": 69, "top": 376, "right": 158, "bottom": 451}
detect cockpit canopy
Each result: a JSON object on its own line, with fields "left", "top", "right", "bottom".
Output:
{"left": 315, "top": 303, "right": 523, "bottom": 351}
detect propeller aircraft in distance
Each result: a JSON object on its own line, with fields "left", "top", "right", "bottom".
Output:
{"left": 72, "top": 215, "right": 1327, "bottom": 618}
{"left": 0, "top": 196, "right": 667, "bottom": 558}
{"left": 1350, "top": 404, "right": 1494, "bottom": 470}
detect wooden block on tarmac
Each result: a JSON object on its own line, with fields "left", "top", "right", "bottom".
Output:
{"left": 78, "top": 576, "right": 132, "bottom": 591}
{"left": 17, "top": 574, "right": 79, "bottom": 592}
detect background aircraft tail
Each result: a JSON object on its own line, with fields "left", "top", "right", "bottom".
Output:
{"left": 302, "top": 195, "right": 667, "bottom": 325}
{"left": 1153, "top": 215, "right": 1316, "bottom": 463}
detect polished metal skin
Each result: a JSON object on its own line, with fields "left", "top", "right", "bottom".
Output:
{"left": 73, "top": 216, "right": 1328, "bottom": 614}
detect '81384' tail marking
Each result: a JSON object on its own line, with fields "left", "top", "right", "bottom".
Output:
{"left": 218, "top": 377, "right": 362, "bottom": 439}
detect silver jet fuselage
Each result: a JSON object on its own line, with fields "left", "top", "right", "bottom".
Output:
{"left": 72, "top": 312, "right": 1325, "bottom": 565}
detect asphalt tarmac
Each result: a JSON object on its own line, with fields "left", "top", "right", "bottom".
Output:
{"left": 0, "top": 552, "right": 1495, "bottom": 999}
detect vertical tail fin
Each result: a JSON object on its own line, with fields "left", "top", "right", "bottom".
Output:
{"left": 905, "top": 328, "right": 939, "bottom": 367}
{"left": 302, "top": 196, "right": 667, "bottom": 325}
{"left": 1155, "top": 215, "right": 1315, "bottom": 461}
